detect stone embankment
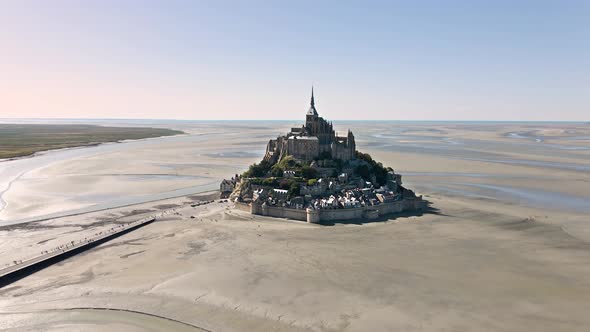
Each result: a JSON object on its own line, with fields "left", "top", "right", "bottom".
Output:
{"left": 0, "top": 216, "right": 156, "bottom": 288}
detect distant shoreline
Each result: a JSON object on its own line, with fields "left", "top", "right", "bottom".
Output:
{"left": 0, "top": 124, "right": 185, "bottom": 160}
{"left": 0, "top": 142, "right": 103, "bottom": 163}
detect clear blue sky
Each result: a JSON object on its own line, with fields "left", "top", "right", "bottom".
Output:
{"left": 1, "top": 0, "right": 588, "bottom": 120}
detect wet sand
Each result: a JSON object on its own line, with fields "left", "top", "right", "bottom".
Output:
{"left": 0, "top": 121, "right": 589, "bottom": 331}
{"left": 1, "top": 196, "right": 589, "bottom": 331}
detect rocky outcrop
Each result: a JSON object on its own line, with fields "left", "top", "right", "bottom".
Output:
{"left": 229, "top": 179, "right": 253, "bottom": 202}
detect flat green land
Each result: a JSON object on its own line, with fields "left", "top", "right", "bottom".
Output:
{"left": 0, "top": 124, "right": 184, "bottom": 159}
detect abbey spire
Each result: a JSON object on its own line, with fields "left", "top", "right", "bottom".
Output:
{"left": 307, "top": 86, "right": 318, "bottom": 116}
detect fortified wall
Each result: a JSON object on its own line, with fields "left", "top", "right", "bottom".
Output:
{"left": 250, "top": 198, "right": 426, "bottom": 224}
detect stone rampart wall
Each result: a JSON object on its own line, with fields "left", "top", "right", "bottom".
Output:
{"left": 377, "top": 201, "right": 404, "bottom": 215}
{"left": 250, "top": 198, "right": 425, "bottom": 223}
{"left": 319, "top": 208, "right": 365, "bottom": 220}
{"left": 263, "top": 205, "right": 307, "bottom": 220}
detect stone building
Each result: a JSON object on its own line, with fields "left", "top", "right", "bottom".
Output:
{"left": 272, "top": 189, "right": 289, "bottom": 201}
{"left": 264, "top": 88, "right": 356, "bottom": 163}
{"left": 220, "top": 179, "right": 235, "bottom": 198}
{"left": 219, "top": 174, "right": 240, "bottom": 198}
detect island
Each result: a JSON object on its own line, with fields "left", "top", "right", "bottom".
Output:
{"left": 0, "top": 124, "right": 184, "bottom": 159}
{"left": 220, "top": 88, "right": 425, "bottom": 223}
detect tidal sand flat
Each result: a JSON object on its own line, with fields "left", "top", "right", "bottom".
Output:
{"left": 0, "top": 121, "right": 589, "bottom": 331}
{"left": 0, "top": 121, "right": 280, "bottom": 222}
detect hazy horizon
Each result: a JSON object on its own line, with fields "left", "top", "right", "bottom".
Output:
{"left": 1, "top": 117, "right": 588, "bottom": 123}
{"left": 2, "top": 1, "right": 588, "bottom": 121}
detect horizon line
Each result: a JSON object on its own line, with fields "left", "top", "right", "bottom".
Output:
{"left": 0, "top": 118, "right": 588, "bottom": 123}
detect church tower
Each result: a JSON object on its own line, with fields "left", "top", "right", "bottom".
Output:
{"left": 306, "top": 86, "right": 318, "bottom": 130}
{"left": 348, "top": 129, "right": 356, "bottom": 159}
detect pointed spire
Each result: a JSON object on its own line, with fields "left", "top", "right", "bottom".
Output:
{"left": 306, "top": 85, "right": 318, "bottom": 116}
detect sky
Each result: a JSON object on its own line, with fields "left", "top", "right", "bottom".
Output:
{"left": 1, "top": 0, "right": 588, "bottom": 121}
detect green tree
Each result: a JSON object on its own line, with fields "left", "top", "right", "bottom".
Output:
{"left": 262, "top": 178, "right": 278, "bottom": 187}
{"left": 270, "top": 165, "right": 283, "bottom": 177}
{"left": 300, "top": 166, "right": 318, "bottom": 179}
{"left": 276, "top": 156, "right": 296, "bottom": 170}
{"left": 356, "top": 164, "right": 370, "bottom": 180}
{"left": 243, "top": 160, "right": 271, "bottom": 178}
{"left": 355, "top": 151, "right": 373, "bottom": 163}
{"left": 288, "top": 181, "right": 300, "bottom": 198}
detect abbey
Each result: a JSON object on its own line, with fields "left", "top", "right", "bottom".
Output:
{"left": 264, "top": 88, "right": 356, "bottom": 163}
{"left": 220, "top": 87, "right": 426, "bottom": 223}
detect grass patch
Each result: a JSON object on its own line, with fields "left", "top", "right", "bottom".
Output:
{"left": 0, "top": 124, "right": 184, "bottom": 159}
